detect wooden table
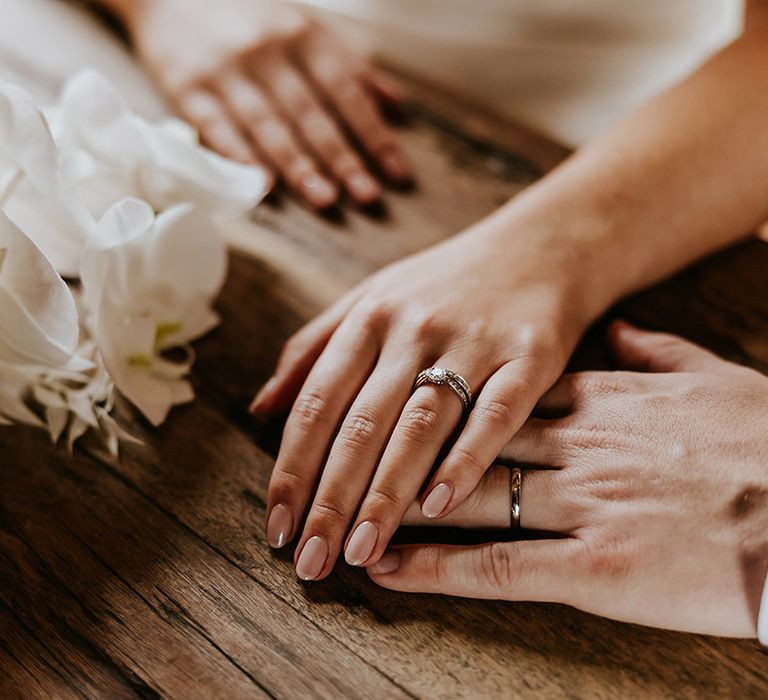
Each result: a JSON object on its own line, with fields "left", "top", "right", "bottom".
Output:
{"left": 3, "top": 11, "right": 768, "bottom": 699}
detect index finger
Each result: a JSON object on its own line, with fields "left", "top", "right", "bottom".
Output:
{"left": 367, "top": 539, "right": 583, "bottom": 601}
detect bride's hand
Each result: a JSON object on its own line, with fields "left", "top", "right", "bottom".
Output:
{"left": 371, "top": 322, "right": 768, "bottom": 638}
{"left": 122, "top": 0, "right": 410, "bottom": 208}
{"left": 253, "top": 218, "right": 596, "bottom": 580}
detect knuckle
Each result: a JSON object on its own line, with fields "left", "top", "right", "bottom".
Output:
{"left": 515, "top": 324, "right": 558, "bottom": 359}
{"left": 292, "top": 391, "right": 329, "bottom": 428}
{"left": 477, "top": 543, "right": 514, "bottom": 591}
{"left": 339, "top": 412, "right": 379, "bottom": 449}
{"left": 365, "top": 484, "right": 405, "bottom": 511}
{"left": 585, "top": 530, "right": 633, "bottom": 582}
{"left": 401, "top": 401, "right": 441, "bottom": 439}
{"left": 289, "top": 95, "right": 318, "bottom": 123}
{"left": 269, "top": 468, "right": 306, "bottom": 501}
{"left": 408, "top": 311, "right": 450, "bottom": 343}
{"left": 310, "top": 499, "right": 349, "bottom": 523}
{"left": 282, "top": 332, "right": 307, "bottom": 360}
{"left": 332, "top": 151, "right": 364, "bottom": 176}
{"left": 327, "top": 74, "right": 361, "bottom": 101}
{"left": 446, "top": 445, "right": 487, "bottom": 478}
{"left": 411, "top": 546, "right": 443, "bottom": 583}
{"left": 283, "top": 152, "right": 314, "bottom": 177}
{"left": 556, "top": 425, "right": 625, "bottom": 453}
{"left": 472, "top": 395, "right": 515, "bottom": 428}
{"left": 253, "top": 116, "right": 288, "bottom": 143}
{"left": 354, "top": 298, "right": 394, "bottom": 331}
{"left": 579, "top": 373, "right": 636, "bottom": 399}
{"left": 242, "top": 109, "right": 273, "bottom": 131}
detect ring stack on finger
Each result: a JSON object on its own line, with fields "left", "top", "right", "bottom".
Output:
{"left": 414, "top": 367, "right": 472, "bottom": 409}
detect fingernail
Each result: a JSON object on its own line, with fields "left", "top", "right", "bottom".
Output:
{"left": 301, "top": 173, "right": 337, "bottom": 208}
{"left": 421, "top": 482, "right": 453, "bottom": 519}
{"left": 380, "top": 148, "right": 411, "bottom": 181}
{"left": 344, "top": 170, "right": 381, "bottom": 203}
{"left": 266, "top": 504, "right": 292, "bottom": 549}
{"left": 296, "top": 536, "right": 328, "bottom": 581}
{"left": 369, "top": 550, "right": 401, "bottom": 575}
{"left": 345, "top": 521, "right": 379, "bottom": 566}
{"left": 249, "top": 377, "right": 278, "bottom": 415}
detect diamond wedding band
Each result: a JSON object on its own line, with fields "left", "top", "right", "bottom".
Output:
{"left": 414, "top": 367, "right": 472, "bottom": 409}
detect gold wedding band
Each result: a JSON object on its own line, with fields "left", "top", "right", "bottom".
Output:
{"left": 510, "top": 468, "right": 522, "bottom": 529}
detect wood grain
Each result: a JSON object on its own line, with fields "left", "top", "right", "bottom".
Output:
{"left": 2, "top": 14, "right": 768, "bottom": 699}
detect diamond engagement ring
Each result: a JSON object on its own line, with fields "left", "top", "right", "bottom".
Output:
{"left": 414, "top": 367, "right": 472, "bottom": 409}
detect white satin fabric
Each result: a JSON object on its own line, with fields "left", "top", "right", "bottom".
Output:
{"left": 293, "top": 0, "right": 743, "bottom": 146}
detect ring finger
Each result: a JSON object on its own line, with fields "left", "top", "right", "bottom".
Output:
{"left": 403, "top": 466, "right": 580, "bottom": 533}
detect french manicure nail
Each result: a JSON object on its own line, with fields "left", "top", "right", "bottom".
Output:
{"left": 249, "top": 377, "right": 278, "bottom": 415}
{"left": 296, "top": 536, "right": 328, "bottom": 581}
{"left": 380, "top": 149, "right": 411, "bottom": 181}
{"left": 369, "top": 551, "right": 401, "bottom": 575}
{"left": 345, "top": 171, "right": 381, "bottom": 203}
{"left": 421, "top": 482, "right": 453, "bottom": 519}
{"left": 345, "top": 521, "right": 379, "bottom": 566}
{"left": 301, "top": 173, "right": 337, "bottom": 208}
{"left": 266, "top": 504, "right": 292, "bottom": 549}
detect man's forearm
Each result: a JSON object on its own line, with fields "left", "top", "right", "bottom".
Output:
{"left": 485, "top": 5, "right": 768, "bottom": 324}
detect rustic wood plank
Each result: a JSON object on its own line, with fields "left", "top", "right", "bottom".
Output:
{"left": 0, "top": 426, "right": 412, "bottom": 699}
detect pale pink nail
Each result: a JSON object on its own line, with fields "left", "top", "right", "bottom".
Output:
{"left": 345, "top": 171, "right": 381, "bottom": 203}
{"left": 300, "top": 173, "right": 337, "bottom": 208}
{"left": 296, "top": 536, "right": 328, "bottom": 580}
{"left": 369, "top": 551, "right": 401, "bottom": 575}
{"left": 421, "top": 482, "right": 453, "bottom": 519}
{"left": 266, "top": 504, "right": 292, "bottom": 549}
{"left": 345, "top": 521, "right": 379, "bottom": 566}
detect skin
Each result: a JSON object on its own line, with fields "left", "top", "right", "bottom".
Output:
{"left": 256, "top": 2, "right": 768, "bottom": 581}
{"left": 93, "top": 0, "right": 411, "bottom": 208}
{"left": 377, "top": 322, "right": 768, "bottom": 639}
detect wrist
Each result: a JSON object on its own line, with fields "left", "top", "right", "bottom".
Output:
{"left": 473, "top": 200, "right": 624, "bottom": 345}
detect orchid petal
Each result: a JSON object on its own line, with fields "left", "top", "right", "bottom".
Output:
{"left": 0, "top": 210, "right": 82, "bottom": 366}
{"left": 56, "top": 69, "right": 269, "bottom": 216}
{"left": 81, "top": 199, "right": 224, "bottom": 426}
{"left": 0, "top": 83, "right": 95, "bottom": 276}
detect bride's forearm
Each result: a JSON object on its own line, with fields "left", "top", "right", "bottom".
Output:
{"left": 481, "top": 8, "right": 768, "bottom": 325}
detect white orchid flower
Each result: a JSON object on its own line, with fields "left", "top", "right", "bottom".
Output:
{"left": 50, "top": 69, "right": 269, "bottom": 219}
{"left": 81, "top": 198, "right": 227, "bottom": 426}
{"left": 0, "top": 208, "right": 90, "bottom": 424}
{"left": 0, "top": 83, "right": 95, "bottom": 277}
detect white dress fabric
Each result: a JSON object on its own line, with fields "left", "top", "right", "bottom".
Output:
{"left": 293, "top": 0, "right": 743, "bottom": 146}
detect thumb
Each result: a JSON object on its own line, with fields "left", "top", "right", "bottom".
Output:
{"left": 607, "top": 320, "right": 723, "bottom": 373}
